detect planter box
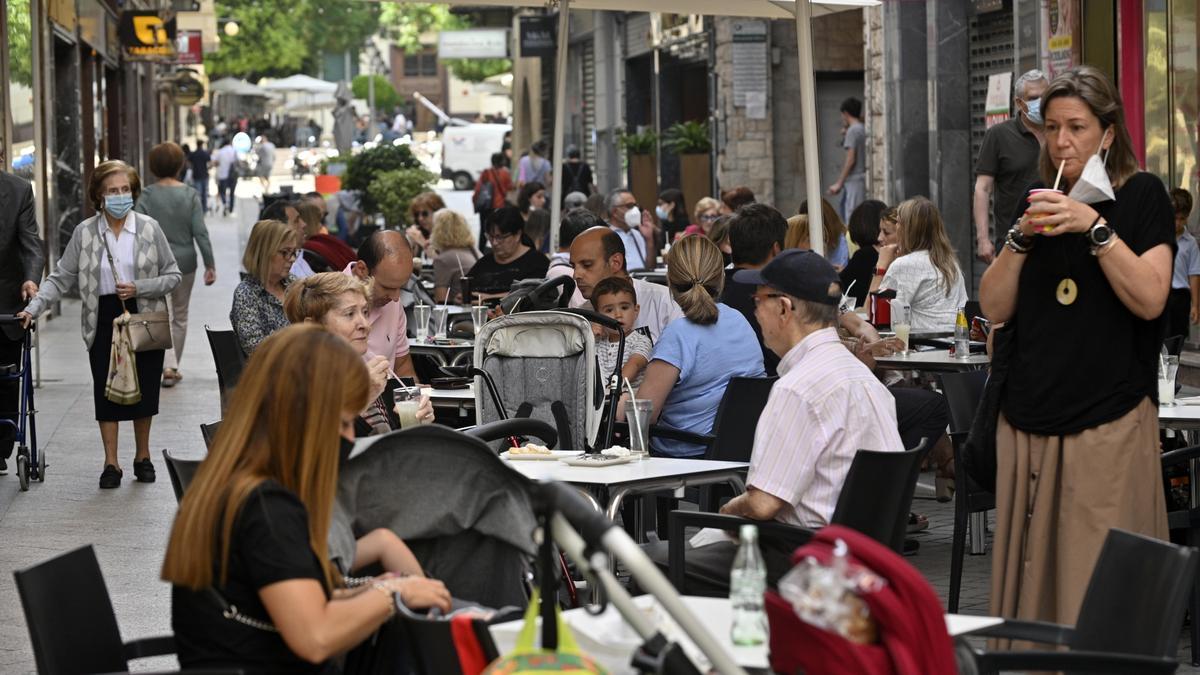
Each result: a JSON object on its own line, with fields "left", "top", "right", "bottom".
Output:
{"left": 629, "top": 154, "right": 658, "bottom": 211}
{"left": 679, "top": 153, "right": 712, "bottom": 217}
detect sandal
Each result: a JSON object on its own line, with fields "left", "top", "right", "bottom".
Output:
{"left": 907, "top": 512, "right": 929, "bottom": 533}
{"left": 162, "top": 369, "right": 180, "bottom": 388}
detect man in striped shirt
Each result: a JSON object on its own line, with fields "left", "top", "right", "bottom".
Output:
{"left": 725, "top": 249, "right": 904, "bottom": 529}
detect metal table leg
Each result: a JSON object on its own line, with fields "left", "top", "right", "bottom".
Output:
{"left": 969, "top": 511, "right": 987, "bottom": 555}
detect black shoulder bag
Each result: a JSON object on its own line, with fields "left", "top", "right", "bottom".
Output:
{"left": 961, "top": 320, "right": 1017, "bottom": 493}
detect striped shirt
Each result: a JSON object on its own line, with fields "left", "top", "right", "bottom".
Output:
{"left": 747, "top": 327, "right": 904, "bottom": 527}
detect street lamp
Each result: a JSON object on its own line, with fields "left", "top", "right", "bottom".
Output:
{"left": 220, "top": 19, "right": 240, "bottom": 37}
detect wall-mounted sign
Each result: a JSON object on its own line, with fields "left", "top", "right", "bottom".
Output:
{"left": 175, "top": 30, "right": 203, "bottom": 65}
{"left": 119, "top": 11, "right": 177, "bottom": 61}
{"left": 172, "top": 72, "right": 205, "bottom": 106}
{"left": 984, "top": 72, "right": 1012, "bottom": 128}
{"left": 519, "top": 15, "right": 556, "bottom": 59}
{"left": 48, "top": 0, "right": 78, "bottom": 33}
{"left": 439, "top": 29, "right": 509, "bottom": 60}
{"left": 78, "top": 0, "right": 108, "bottom": 57}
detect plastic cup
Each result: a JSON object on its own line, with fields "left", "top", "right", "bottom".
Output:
{"left": 414, "top": 303, "right": 431, "bottom": 342}
{"left": 1027, "top": 188, "right": 1063, "bottom": 232}
{"left": 431, "top": 306, "right": 449, "bottom": 339}
{"left": 393, "top": 385, "right": 421, "bottom": 428}
{"left": 889, "top": 300, "right": 911, "bottom": 356}
{"left": 625, "top": 399, "right": 653, "bottom": 460}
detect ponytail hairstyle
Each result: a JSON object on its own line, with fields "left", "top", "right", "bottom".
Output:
{"left": 666, "top": 235, "right": 725, "bottom": 325}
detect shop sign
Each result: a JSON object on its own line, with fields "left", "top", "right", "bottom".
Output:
{"left": 519, "top": 15, "right": 556, "bottom": 59}
{"left": 119, "top": 11, "right": 177, "bottom": 61}
{"left": 985, "top": 72, "right": 1012, "bottom": 128}
{"left": 48, "top": 0, "right": 78, "bottom": 33}
{"left": 175, "top": 30, "right": 203, "bottom": 65}
{"left": 1041, "top": 0, "right": 1078, "bottom": 78}
{"left": 439, "top": 29, "right": 509, "bottom": 59}
{"left": 172, "top": 72, "right": 205, "bottom": 106}
{"left": 79, "top": 0, "right": 108, "bottom": 58}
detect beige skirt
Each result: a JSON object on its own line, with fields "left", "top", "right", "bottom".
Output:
{"left": 990, "top": 397, "right": 1168, "bottom": 637}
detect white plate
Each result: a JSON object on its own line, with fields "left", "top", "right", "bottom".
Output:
{"left": 560, "top": 454, "right": 636, "bottom": 467}
{"left": 501, "top": 450, "right": 578, "bottom": 461}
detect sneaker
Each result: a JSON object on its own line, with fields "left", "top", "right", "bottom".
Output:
{"left": 99, "top": 464, "right": 123, "bottom": 489}
{"left": 0, "top": 456, "right": 7, "bottom": 475}
{"left": 133, "top": 458, "right": 156, "bottom": 483}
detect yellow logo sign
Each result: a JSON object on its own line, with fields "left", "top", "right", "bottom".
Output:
{"left": 132, "top": 16, "right": 169, "bottom": 47}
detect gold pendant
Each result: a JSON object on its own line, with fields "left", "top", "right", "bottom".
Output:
{"left": 1056, "top": 278, "right": 1078, "bottom": 305}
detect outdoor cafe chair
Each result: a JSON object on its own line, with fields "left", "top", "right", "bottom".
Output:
{"left": 666, "top": 440, "right": 930, "bottom": 596}
{"left": 1160, "top": 442, "right": 1200, "bottom": 666}
{"left": 938, "top": 369, "right": 992, "bottom": 613}
{"left": 14, "top": 545, "right": 241, "bottom": 675}
{"left": 205, "top": 326, "right": 245, "bottom": 415}
{"left": 163, "top": 449, "right": 202, "bottom": 504}
{"left": 962, "top": 528, "right": 1197, "bottom": 674}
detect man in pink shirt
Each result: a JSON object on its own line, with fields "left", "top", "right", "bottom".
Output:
{"left": 344, "top": 230, "right": 418, "bottom": 380}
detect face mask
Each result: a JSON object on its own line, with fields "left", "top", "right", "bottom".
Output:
{"left": 1067, "top": 129, "right": 1116, "bottom": 204}
{"left": 656, "top": 205, "right": 670, "bottom": 221}
{"left": 338, "top": 436, "right": 355, "bottom": 463}
{"left": 104, "top": 194, "right": 134, "bottom": 219}
{"left": 624, "top": 206, "right": 642, "bottom": 228}
{"left": 1024, "top": 98, "right": 1043, "bottom": 125}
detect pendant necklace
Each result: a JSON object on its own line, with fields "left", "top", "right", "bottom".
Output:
{"left": 1056, "top": 239, "right": 1077, "bottom": 306}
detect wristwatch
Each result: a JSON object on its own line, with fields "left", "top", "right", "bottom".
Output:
{"left": 1088, "top": 218, "right": 1114, "bottom": 248}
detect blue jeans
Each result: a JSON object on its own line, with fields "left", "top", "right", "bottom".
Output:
{"left": 191, "top": 177, "right": 209, "bottom": 211}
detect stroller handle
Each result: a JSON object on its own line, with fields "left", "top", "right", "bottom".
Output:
{"left": 0, "top": 315, "right": 34, "bottom": 331}
{"left": 561, "top": 307, "right": 621, "bottom": 332}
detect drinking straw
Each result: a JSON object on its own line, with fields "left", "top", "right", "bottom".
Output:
{"left": 622, "top": 377, "right": 646, "bottom": 454}
{"left": 1052, "top": 159, "right": 1066, "bottom": 191}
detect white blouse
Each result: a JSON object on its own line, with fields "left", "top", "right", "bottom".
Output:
{"left": 880, "top": 250, "right": 968, "bottom": 333}
{"left": 97, "top": 217, "right": 138, "bottom": 297}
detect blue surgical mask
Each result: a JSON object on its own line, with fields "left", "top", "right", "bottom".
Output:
{"left": 656, "top": 205, "right": 670, "bottom": 220}
{"left": 104, "top": 194, "right": 134, "bottom": 219}
{"left": 1024, "top": 98, "right": 1043, "bottom": 125}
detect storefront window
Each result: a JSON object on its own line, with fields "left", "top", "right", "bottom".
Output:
{"left": 1144, "top": 0, "right": 1169, "bottom": 182}
{"left": 6, "top": 0, "right": 36, "bottom": 181}
{"left": 1169, "top": 0, "right": 1197, "bottom": 196}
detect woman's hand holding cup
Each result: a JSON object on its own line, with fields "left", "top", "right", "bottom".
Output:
{"left": 1025, "top": 190, "right": 1099, "bottom": 237}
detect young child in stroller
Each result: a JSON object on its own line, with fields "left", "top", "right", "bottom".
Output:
{"left": 590, "top": 276, "right": 652, "bottom": 392}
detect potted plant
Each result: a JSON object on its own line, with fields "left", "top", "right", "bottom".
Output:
{"left": 368, "top": 167, "right": 438, "bottom": 229}
{"left": 663, "top": 120, "right": 712, "bottom": 217}
{"left": 618, "top": 129, "right": 659, "bottom": 212}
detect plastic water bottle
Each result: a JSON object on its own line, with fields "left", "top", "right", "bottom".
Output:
{"left": 954, "top": 307, "right": 970, "bottom": 359}
{"left": 729, "top": 524, "right": 769, "bottom": 646}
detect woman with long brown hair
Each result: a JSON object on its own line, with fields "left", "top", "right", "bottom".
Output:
{"left": 633, "top": 236, "right": 764, "bottom": 458}
{"left": 797, "top": 198, "right": 850, "bottom": 270}
{"left": 163, "top": 325, "right": 449, "bottom": 672}
{"left": 870, "top": 196, "right": 967, "bottom": 332}
{"left": 980, "top": 66, "right": 1171, "bottom": 636}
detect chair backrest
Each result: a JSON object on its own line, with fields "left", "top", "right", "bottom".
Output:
{"left": 938, "top": 370, "right": 988, "bottom": 435}
{"left": 706, "top": 376, "right": 778, "bottom": 462}
{"left": 14, "top": 545, "right": 129, "bottom": 675}
{"left": 205, "top": 326, "right": 245, "bottom": 412}
{"left": 200, "top": 421, "right": 221, "bottom": 450}
{"left": 1072, "top": 528, "right": 1200, "bottom": 657}
{"left": 829, "top": 439, "right": 930, "bottom": 552}
{"left": 162, "top": 449, "right": 202, "bottom": 504}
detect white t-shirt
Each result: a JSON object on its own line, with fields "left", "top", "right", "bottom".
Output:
{"left": 630, "top": 277, "right": 683, "bottom": 344}
{"left": 215, "top": 145, "right": 238, "bottom": 180}
{"left": 880, "top": 250, "right": 968, "bottom": 333}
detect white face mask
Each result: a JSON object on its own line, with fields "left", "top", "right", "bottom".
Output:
{"left": 624, "top": 206, "right": 642, "bottom": 228}
{"left": 1067, "top": 128, "right": 1116, "bottom": 204}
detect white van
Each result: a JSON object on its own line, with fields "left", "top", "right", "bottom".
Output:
{"left": 441, "top": 123, "right": 511, "bottom": 191}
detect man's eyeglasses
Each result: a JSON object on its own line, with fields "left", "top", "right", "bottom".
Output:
{"left": 752, "top": 292, "right": 787, "bottom": 307}
{"left": 277, "top": 247, "right": 301, "bottom": 261}
{"left": 487, "top": 231, "right": 516, "bottom": 243}
{"left": 615, "top": 202, "right": 637, "bottom": 210}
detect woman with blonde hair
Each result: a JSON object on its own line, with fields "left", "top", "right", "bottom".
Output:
{"left": 980, "top": 65, "right": 1171, "bottom": 634}
{"left": 406, "top": 191, "right": 447, "bottom": 258}
{"left": 683, "top": 197, "right": 722, "bottom": 238}
{"left": 283, "top": 273, "right": 434, "bottom": 435}
{"left": 163, "top": 325, "right": 450, "bottom": 672}
{"left": 430, "top": 209, "right": 480, "bottom": 303}
{"left": 230, "top": 219, "right": 298, "bottom": 355}
{"left": 18, "top": 160, "right": 181, "bottom": 488}
{"left": 870, "top": 196, "right": 967, "bottom": 332}
{"left": 797, "top": 198, "right": 850, "bottom": 270}
{"left": 633, "top": 236, "right": 764, "bottom": 457}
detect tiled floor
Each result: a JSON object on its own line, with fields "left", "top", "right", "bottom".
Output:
{"left": 0, "top": 180, "right": 1197, "bottom": 672}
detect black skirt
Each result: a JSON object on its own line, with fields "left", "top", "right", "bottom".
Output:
{"left": 89, "top": 294, "right": 164, "bottom": 421}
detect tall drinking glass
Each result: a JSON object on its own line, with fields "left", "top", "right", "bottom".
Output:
{"left": 625, "top": 399, "right": 653, "bottom": 460}
{"left": 431, "top": 306, "right": 449, "bottom": 339}
{"left": 1160, "top": 355, "right": 1179, "bottom": 406}
{"left": 414, "top": 303, "right": 431, "bottom": 342}
{"left": 471, "top": 305, "right": 488, "bottom": 337}
{"left": 890, "top": 299, "right": 911, "bottom": 356}
{"left": 393, "top": 386, "right": 421, "bottom": 428}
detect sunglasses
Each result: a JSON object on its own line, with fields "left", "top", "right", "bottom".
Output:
{"left": 415, "top": 210, "right": 431, "bottom": 218}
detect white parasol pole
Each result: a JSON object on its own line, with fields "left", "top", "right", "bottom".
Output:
{"left": 549, "top": 0, "right": 571, "bottom": 253}
{"left": 795, "top": 0, "right": 825, "bottom": 256}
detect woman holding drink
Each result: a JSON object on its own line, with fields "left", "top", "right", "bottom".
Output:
{"left": 979, "top": 65, "right": 1172, "bottom": 636}
{"left": 283, "top": 273, "right": 434, "bottom": 436}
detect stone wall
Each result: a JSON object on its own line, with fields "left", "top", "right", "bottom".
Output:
{"left": 713, "top": 16, "right": 775, "bottom": 205}
{"left": 864, "top": 5, "right": 889, "bottom": 204}
{"left": 812, "top": 10, "right": 865, "bottom": 72}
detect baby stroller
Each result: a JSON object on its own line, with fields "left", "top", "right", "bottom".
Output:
{"left": 472, "top": 276, "right": 626, "bottom": 452}
{"left": 0, "top": 316, "right": 40, "bottom": 491}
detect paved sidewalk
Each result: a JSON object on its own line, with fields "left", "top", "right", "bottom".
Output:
{"left": 0, "top": 179, "right": 1196, "bottom": 672}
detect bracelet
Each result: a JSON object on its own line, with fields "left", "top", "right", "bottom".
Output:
{"left": 1094, "top": 232, "right": 1119, "bottom": 258}
{"left": 371, "top": 583, "right": 398, "bottom": 619}
{"left": 1005, "top": 226, "right": 1033, "bottom": 254}
{"left": 874, "top": 267, "right": 887, "bottom": 277}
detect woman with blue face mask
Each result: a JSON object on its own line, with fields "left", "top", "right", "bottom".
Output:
{"left": 17, "top": 160, "right": 181, "bottom": 489}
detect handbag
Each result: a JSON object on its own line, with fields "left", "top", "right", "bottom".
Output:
{"left": 100, "top": 223, "right": 172, "bottom": 353}
{"left": 474, "top": 170, "right": 497, "bottom": 213}
{"left": 481, "top": 589, "right": 606, "bottom": 674}
{"left": 961, "top": 320, "right": 1016, "bottom": 493}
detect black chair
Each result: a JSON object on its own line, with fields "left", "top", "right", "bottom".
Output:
{"left": 13, "top": 545, "right": 239, "bottom": 675}
{"left": 938, "top": 370, "right": 992, "bottom": 613}
{"left": 667, "top": 439, "right": 930, "bottom": 594}
{"left": 964, "top": 528, "right": 1197, "bottom": 674}
{"left": 301, "top": 247, "right": 334, "bottom": 274}
{"left": 163, "top": 449, "right": 201, "bottom": 504}
{"left": 200, "top": 420, "right": 221, "bottom": 450}
{"left": 205, "top": 326, "right": 245, "bottom": 414}
{"left": 1160, "top": 443, "right": 1200, "bottom": 666}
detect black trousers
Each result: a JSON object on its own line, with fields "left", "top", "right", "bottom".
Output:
{"left": 891, "top": 385, "right": 950, "bottom": 452}
{"left": 0, "top": 330, "right": 20, "bottom": 459}
{"left": 1167, "top": 287, "right": 1192, "bottom": 342}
